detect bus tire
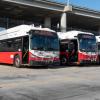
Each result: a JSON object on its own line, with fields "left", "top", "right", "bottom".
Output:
{"left": 61, "top": 57, "right": 67, "bottom": 65}
{"left": 14, "top": 55, "right": 21, "bottom": 68}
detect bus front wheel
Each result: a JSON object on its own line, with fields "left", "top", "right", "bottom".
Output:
{"left": 14, "top": 55, "right": 21, "bottom": 68}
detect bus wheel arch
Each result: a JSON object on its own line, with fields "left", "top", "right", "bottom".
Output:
{"left": 61, "top": 56, "right": 67, "bottom": 65}
{"left": 13, "top": 54, "right": 21, "bottom": 68}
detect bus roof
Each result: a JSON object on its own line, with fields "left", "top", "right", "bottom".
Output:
{"left": 57, "top": 30, "right": 94, "bottom": 40}
{"left": 0, "top": 24, "right": 55, "bottom": 40}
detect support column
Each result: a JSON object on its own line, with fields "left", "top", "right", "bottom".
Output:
{"left": 60, "top": 12, "right": 67, "bottom": 32}
{"left": 60, "top": 5, "right": 72, "bottom": 32}
{"left": 44, "top": 17, "right": 51, "bottom": 28}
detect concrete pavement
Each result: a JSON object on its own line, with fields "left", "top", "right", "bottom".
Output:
{"left": 0, "top": 65, "right": 100, "bottom": 100}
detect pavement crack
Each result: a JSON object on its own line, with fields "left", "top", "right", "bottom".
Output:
{"left": 56, "top": 93, "right": 87, "bottom": 100}
{"left": 16, "top": 92, "right": 38, "bottom": 100}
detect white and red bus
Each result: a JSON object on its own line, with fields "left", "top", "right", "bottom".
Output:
{"left": 0, "top": 25, "right": 60, "bottom": 67}
{"left": 96, "top": 36, "right": 100, "bottom": 64}
{"left": 58, "top": 30, "right": 98, "bottom": 65}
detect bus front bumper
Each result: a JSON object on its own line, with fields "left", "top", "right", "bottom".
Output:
{"left": 29, "top": 60, "right": 60, "bottom": 66}
{"left": 79, "top": 60, "right": 98, "bottom": 65}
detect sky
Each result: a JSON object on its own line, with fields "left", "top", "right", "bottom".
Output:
{"left": 56, "top": 0, "right": 100, "bottom": 11}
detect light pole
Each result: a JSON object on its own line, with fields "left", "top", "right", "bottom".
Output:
{"left": 66, "top": 0, "right": 70, "bottom": 6}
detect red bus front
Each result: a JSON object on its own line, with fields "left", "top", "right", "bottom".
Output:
{"left": 60, "top": 34, "right": 98, "bottom": 65}
{"left": 78, "top": 34, "right": 98, "bottom": 64}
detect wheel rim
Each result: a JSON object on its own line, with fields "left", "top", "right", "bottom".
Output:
{"left": 62, "top": 57, "right": 67, "bottom": 64}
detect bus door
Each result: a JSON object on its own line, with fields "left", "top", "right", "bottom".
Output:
{"left": 97, "top": 42, "right": 100, "bottom": 63}
{"left": 22, "top": 36, "right": 29, "bottom": 64}
{"left": 68, "top": 39, "right": 78, "bottom": 62}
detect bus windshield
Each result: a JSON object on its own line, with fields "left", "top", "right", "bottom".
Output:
{"left": 78, "top": 34, "right": 96, "bottom": 52}
{"left": 30, "top": 30, "right": 59, "bottom": 51}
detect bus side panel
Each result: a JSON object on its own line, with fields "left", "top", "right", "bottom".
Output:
{"left": 0, "top": 52, "right": 22, "bottom": 64}
{"left": 78, "top": 52, "right": 84, "bottom": 62}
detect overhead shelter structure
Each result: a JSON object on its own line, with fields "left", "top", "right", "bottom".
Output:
{"left": 0, "top": 0, "right": 100, "bottom": 35}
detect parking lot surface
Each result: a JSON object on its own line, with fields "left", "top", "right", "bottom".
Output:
{"left": 0, "top": 64, "right": 100, "bottom": 100}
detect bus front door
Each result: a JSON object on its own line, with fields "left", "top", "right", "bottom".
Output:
{"left": 22, "top": 36, "right": 29, "bottom": 64}
{"left": 68, "top": 40, "right": 78, "bottom": 62}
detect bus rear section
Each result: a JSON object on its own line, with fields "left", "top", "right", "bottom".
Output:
{"left": 58, "top": 31, "right": 98, "bottom": 65}
{"left": 0, "top": 25, "right": 60, "bottom": 67}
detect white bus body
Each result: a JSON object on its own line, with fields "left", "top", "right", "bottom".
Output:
{"left": 0, "top": 25, "right": 60, "bottom": 67}
{"left": 58, "top": 30, "right": 98, "bottom": 65}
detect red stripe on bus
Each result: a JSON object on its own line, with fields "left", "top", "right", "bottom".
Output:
{"left": 0, "top": 52, "right": 22, "bottom": 64}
